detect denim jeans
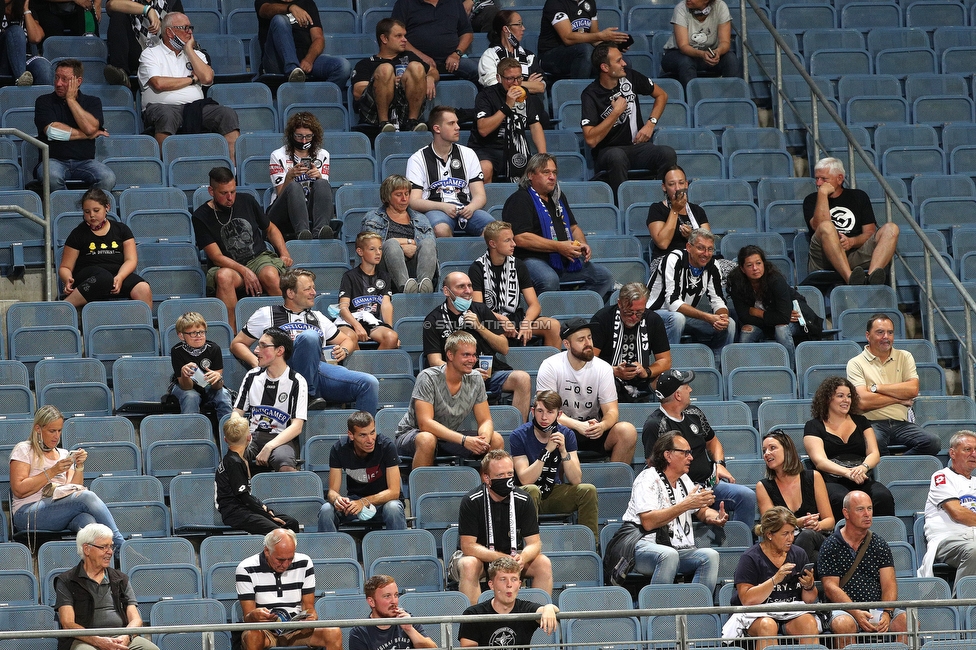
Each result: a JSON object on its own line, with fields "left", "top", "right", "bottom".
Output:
{"left": 540, "top": 43, "right": 593, "bottom": 81}
{"left": 289, "top": 330, "right": 380, "bottom": 413}
{"left": 13, "top": 490, "right": 125, "bottom": 551}
{"left": 738, "top": 323, "right": 798, "bottom": 371}
{"left": 317, "top": 499, "right": 406, "bottom": 532}
{"left": 522, "top": 256, "right": 615, "bottom": 300}
{"left": 661, "top": 48, "right": 742, "bottom": 88}
{"left": 263, "top": 15, "right": 351, "bottom": 86}
{"left": 38, "top": 158, "right": 117, "bottom": 192}
{"left": 868, "top": 418, "right": 940, "bottom": 456}
{"left": 633, "top": 538, "right": 719, "bottom": 593}
{"left": 713, "top": 480, "right": 757, "bottom": 527}
{"left": 267, "top": 178, "right": 334, "bottom": 235}
{"left": 171, "top": 384, "right": 233, "bottom": 420}
{"left": 655, "top": 309, "right": 736, "bottom": 366}
{"left": 0, "top": 27, "right": 53, "bottom": 84}
{"left": 423, "top": 208, "right": 494, "bottom": 236}
{"left": 379, "top": 237, "right": 437, "bottom": 291}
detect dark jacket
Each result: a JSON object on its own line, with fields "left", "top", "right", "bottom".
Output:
{"left": 55, "top": 562, "right": 131, "bottom": 650}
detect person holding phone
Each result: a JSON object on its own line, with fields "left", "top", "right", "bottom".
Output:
{"left": 646, "top": 165, "right": 710, "bottom": 262}
{"left": 722, "top": 507, "right": 821, "bottom": 650}
{"left": 661, "top": 0, "right": 740, "bottom": 88}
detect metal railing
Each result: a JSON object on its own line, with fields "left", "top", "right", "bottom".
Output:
{"left": 735, "top": 0, "right": 976, "bottom": 398}
{"left": 0, "top": 127, "right": 53, "bottom": 300}
{"left": 3, "top": 596, "right": 972, "bottom": 649}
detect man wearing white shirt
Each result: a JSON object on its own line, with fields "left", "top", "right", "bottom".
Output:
{"left": 536, "top": 318, "right": 636, "bottom": 463}
{"left": 919, "top": 430, "right": 976, "bottom": 582}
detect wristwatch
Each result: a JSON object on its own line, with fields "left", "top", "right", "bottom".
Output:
{"left": 870, "top": 383, "right": 878, "bottom": 393}
{"left": 454, "top": 49, "right": 463, "bottom": 57}
{"left": 649, "top": 117, "right": 658, "bottom": 124}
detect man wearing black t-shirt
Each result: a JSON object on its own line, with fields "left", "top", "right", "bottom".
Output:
{"left": 319, "top": 411, "right": 406, "bottom": 532}
{"left": 192, "top": 167, "right": 292, "bottom": 332}
{"left": 469, "top": 57, "right": 547, "bottom": 183}
{"left": 34, "top": 60, "right": 116, "bottom": 192}
{"left": 423, "top": 271, "right": 531, "bottom": 420}
{"left": 803, "top": 157, "right": 900, "bottom": 285}
{"left": 581, "top": 44, "right": 676, "bottom": 197}
{"left": 537, "top": 0, "right": 629, "bottom": 81}
{"left": 255, "top": 0, "right": 349, "bottom": 84}
{"left": 452, "top": 450, "right": 552, "bottom": 605}
{"left": 503, "top": 153, "right": 614, "bottom": 299}
{"left": 392, "top": 0, "right": 478, "bottom": 82}
{"left": 591, "top": 282, "right": 671, "bottom": 403}
{"left": 352, "top": 18, "right": 437, "bottom": 133}
{"left": 458, "top": 556, "right": 558, "bottom": 646}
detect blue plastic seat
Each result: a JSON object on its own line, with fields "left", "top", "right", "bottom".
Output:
{"left": 809, "top": 48, "right": 871, "bottom": 79}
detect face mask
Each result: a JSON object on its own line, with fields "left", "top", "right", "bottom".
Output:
{"left": 38, "top": 435, "right": 53, "bottom": 452}
{"left": 357, "top": 503, "right": 377, "bottom": 521}
{"left": 490, "top": 477, "right": 514, "bottom": 497}
{"left": 448, "top": 288, "right": 471, "bottom": 312}
{"left": 171, "top": 34, "right": 186, "bottom": 51}
{"left": 293, "top": 139, "right": 312, "bottom": 151}
{"left": 690, "top": 3, "right": 712, "bottom": 16}
{"left": 506, "top": 31, "right": 520, "bottom": 49}
{"left": 533, "top": 417, "right": 558, "bottom": 436}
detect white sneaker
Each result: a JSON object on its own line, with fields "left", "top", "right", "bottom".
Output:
{"left": 403, "top": 278, "right": 419, "bottom": 293}
{"left": 418, "top": 277, "right": 433, "bottom": 293}
{"left": 15, "top": 71, "right": 32, "bottom": 87}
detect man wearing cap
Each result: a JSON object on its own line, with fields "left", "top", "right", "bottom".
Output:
{"left": 536, "top": 318, "right": 637, "bottom": 463}
{"left": 642, "top": 369, "right": 757, "bottom": 526}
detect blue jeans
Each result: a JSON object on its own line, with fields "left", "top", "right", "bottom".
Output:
{"left": 868, "top": 418, "right": 940, "bottom": 456}
{"left": 0, "top": 27, "right": 53, "bottom": 83}
{"left": 738, "top": 323, "right": 798, "bottom": 371}
{"left": 37, "top": 158, "right": 117, "bottom": 192}
{"left": 171, "top": 384, "right": 233, "bottom": 420}
{"left": 713, "top": 480, "right": 757, "bottom": 527}
{"left": 423, "top": 208, "right": 494, "bottom": 236}
{"left": 522, "top": 256, "right": 615, "bottom": 300}
{"left": 317, "top": 499, "right": 406, "bottom": 532}
{"left": 289, "top": 330, "right": 380, "bottom": 414}
{"left": 634, "top": 538, "right": 719, "bottom": 593}
{"left": 263, "top": 15, "right": 350, "bottom": 86}
{"left": 540, "top": 43, "right": 593, "bottom": 80}
{"left": 438, "top": 55, "right": 479, "bottom": 82}
{"left": 13, "top": 490, "right": 125, "bottom": 552}
{"left": 655, "top": 309, "right": 736, "bottom": 366}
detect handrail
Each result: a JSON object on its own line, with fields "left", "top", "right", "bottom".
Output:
{"left": 736, "top": 0, "right": 976, "bottom": 398}
{"left": 0, "top": 127, "right": 52, "bottom": 300}
{"left": 2, "top": 595, "right": 969, "bottom": 649}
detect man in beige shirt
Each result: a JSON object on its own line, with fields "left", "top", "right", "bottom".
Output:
{"left": 846, "top": 313, "right": 939, "bottom": 456}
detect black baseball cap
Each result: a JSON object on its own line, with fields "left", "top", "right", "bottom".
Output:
{"left": 654, "top": 369, "right": 695, "bottom": 401}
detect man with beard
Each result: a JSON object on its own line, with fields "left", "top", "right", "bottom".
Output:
{"left": 350, "top": 575, "right": 436, "bottom": 650}
{"left": 192, "top": 166, "right": 292, "bottom": 332}
{"left": 536, "top": 318, "right": 637, "bottom": 463}
{"left": 458, "top": 556, "right": 559, "bottom": 646}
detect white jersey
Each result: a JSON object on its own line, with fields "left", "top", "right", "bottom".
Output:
{"left": 919, "top": 464, "right": 976, "bottom": 576}
{"left": 268, "top": 145, "right": 331, "bottom": 205}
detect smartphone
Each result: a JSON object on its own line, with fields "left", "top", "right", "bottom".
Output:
{"left": 803, "top": 562, "right": 815, "bottom": 573}
{"left": 624, "top": 362, "right": 637, "bottom": 367}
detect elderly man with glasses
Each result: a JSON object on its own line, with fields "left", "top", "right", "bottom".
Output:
{"left": 137, "top": 12, "right": 240, "bottom": 161}
{"left": 55, "top": 523, "right": 159, "bottom": 650}
{"left": 607, "top": 431, "right": 725, "bottom": 589}
{"left": 647, "top": 228, "right": 734, "bottom": 367}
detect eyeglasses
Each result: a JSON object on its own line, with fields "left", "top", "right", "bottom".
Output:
{"left": 669, "top": 448, "right": 693, "bottom": 456}
{"left": 501, "top": 75, "right": 522, "bottom": 82}
{"left": 293, "top": 133, "right": 314, "bottom": 141}
{"left": 255, "top": 342, "right": 278, "bottom": 349}
{"left": 506, "top": 21, "right": 524, "bottom": 27}
{"left": 692, "top": 244, "right": 715, "bottom": 254}
{"left": 171, "top": 24, "right": 194, "bottom": 32}
{"left": 183, "top": 330, "right": 207, "bottom": 337}
{"left": 87, "top": 543, "right": 114, "bottom": 552}
{"left": 620, "top": 308, "right": 645, "bottom": 317}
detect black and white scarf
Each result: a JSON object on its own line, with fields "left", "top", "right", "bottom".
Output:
{"left": 502, "top": 101, "right": 530, "bottom": 181}
{"left": 609, "top": 307, "right": 649, "bottom": 368}
{"left": 477, "top": 251, "right": 519, "bottom": 317}
{"left": 483, "top": 483, "right": 517, "bottom": 552}
{"left": 129, "top": 0, "right": 171, "bottom": 50}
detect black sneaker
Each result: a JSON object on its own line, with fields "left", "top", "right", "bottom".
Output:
{"left": 401, "top": 119, "right": 427, "bottom": 132}
{"left": 379, "top": 120, "right": 397, "bottom": 133}
{"left": 312, "top": 225, "right": 334, "bottom": 239}
{"left": 308, "top": 397, "right": 328, "bottom": 410}
{"left": 296, "top": 229, "right": 313, "bottom": 240}
{"left": 103, "top": 64, "right": 130, "bottom": 87}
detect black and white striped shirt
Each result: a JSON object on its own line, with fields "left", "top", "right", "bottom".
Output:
{"left": 236, "top": 550, "right": 315, "bottom": 618}
{"left": 647, "top": 249, "right": 727, "bottom": 313}
{"left": 234, "top": 366, "right": 308, "bottom": 440}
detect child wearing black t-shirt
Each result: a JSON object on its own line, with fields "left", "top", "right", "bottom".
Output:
{"left": 335, "top": 232, "right": 400, "bottom": 349}
{"left": 169, "top": 311, "right": 233, "bottom": 419}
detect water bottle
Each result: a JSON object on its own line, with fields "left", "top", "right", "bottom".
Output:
{"left": 84, "top": 2, "right": 98, "bottom": 36}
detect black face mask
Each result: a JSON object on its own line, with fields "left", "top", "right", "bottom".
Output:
{"left": 292, "top": 139, "right": 312, "bottom": 151}
{"left": 490, "top": 477, "right": 514, "bottom": 497}
{"left": 532, "top": 417, "right": 558, "bottom": 436}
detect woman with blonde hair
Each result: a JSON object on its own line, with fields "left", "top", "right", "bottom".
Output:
{"left": 9, "top": 406, "right": 124, "bottom": 551}
{"left": 722, "top": 506, "right": 820, "bottom": 649}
